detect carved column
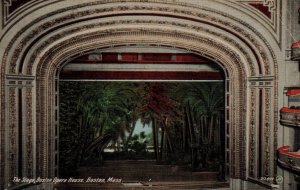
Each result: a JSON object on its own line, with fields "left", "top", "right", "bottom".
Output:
{"left": 25, "top": 87, "right": 33, "bottom": 177}
{"left": 249, "top": 85, "right": 257, "bottom": 178}
{"left": 248, "top": 76, "right": 275, "bottom": 181}
{"left": 7, "top": 86, "right": 17, "bottom": 187}
{"left": 5, "top": 75, "right": 35, "bottom": 188}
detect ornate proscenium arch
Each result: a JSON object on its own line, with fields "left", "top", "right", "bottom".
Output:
{"left": 0, "top": 1, "right": 278, "bottom": 189}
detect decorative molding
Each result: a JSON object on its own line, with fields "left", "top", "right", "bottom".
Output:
{"left": 25, "top": 88, "right": 33, "bottom": 177}
{"left": 264, "top": 88, "right": 271, "bottom": 176}
{"left": 280, "top": 108, "right": 300, "bottom": 127}
{"left": 249, "top": 2, "right": 272, "bottom": 19}
{"left": 249, "top": 0, "right": 276, "bottom": 19}
{"left": 249, "top": 88, "right": 256, "bottom": 177}
{"left": 277, "top": 146, "right": 300, "bottom": 174}
{"left": 1, "top": 0, "right": 282, "bottom": 47}
{"left": 8, "top": 87, "right": 17, "bottom": 184}
{"left": 2, "top": 3, "right": 276, "bottom": 76}
{"left": 21, "top": 20, "right": 257, "bottom": 76}
{"left": 0, "top": 1, "right": 279, "bottom": 188}
{"left": 6, "top": 74, "right": 35, "bottom": 80}
{"left": 236, "top": 0, "right": 281, "bottom": 47}
{"left": 6, "top": 75, "right": 34, "bottom": 87}
{"left": 263, "top": 0, "right": 277, "bottom": 11}
{"left": 2, "top": 0, "right": 58, "bottom": 27}
{"left": 238, "top": 0, "right": 278, "bottom": 27}
{"left": 3, "top": 0, "right": 32, "bottom": 26}
{"left": 3, "top": 0, "right": 33, "bottom": 14}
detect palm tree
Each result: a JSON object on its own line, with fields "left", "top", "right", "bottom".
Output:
{"left": 173, "top": 82, "right": 225, "bottom": 169}
{"left": 138, "top": 83, "right": 180, "bottom": 162}
{"left": 76, "top": 82, "right": 138, "bottom": 163}
{"left": 189, "top": 83, "right": 224, "bottom": 145}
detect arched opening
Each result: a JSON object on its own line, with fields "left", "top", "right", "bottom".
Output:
{"left": 0, "top": 2, "right": 279, "bottom": 189}
{"left": 56, "top": 46, "right": 229, "bottom": 188}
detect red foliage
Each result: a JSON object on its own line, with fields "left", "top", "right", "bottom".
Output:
{"left": 141, "top": 83, "right": 178, "bottom": 120}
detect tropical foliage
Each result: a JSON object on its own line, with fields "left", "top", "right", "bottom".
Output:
{"left": 59, "top": 81, "right": 225, "bottom": 176}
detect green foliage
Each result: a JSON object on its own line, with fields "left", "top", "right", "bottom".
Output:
{"left": 59, "top": 81, "right": 225, "bottom": 176}
{"left": 127, "top": 132, "right": 149, "bottom": 152}
{"left": 59, "top": 81, "right": 85, "bottom": 176}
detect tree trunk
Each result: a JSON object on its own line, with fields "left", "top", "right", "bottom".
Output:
{"left": 100, "top": 119, "right": 106, "bottom": 136}
{"left": 204, "top": 115, "right": 207, "bottom": 142}
{"left": 163, "top": 122, "right": 173, "bottom": 153}
{"left": 185, "top": 104, "right": 197, "bottom": 169}
{"left": 124, "top": 120, "right": 137, "bottom": 151}
{"left": 152, "top": 118, "right": 159, "bottom": 160}
{"left": 200, "top": 116, "right": 204, "bottom": 142}
{"left": 209, "top": 115, "right": 214, "bottom": 144}
{"left": 183, "top": 119, "right": 186, "bottom": 150}
{"left": 160, "top": 126, "right": 165, "bottom": 162}
{"left": 184, "top": 121, "right": 189, "bottom": 152}
{"left": 216, "top": 116, "right": 220, "bottom": 147}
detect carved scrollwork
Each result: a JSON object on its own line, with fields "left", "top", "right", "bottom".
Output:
{"left": 8, "top": 87, "right": 17, "bottom": 182}
{"left": 249, "top": 88, "right": 256, "bottom": 177}
{"left": 264, "top": 88, "right": 271, "bottom": 176}
{"left": 25, "top": 88, "right": 33, "bottom": 177}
